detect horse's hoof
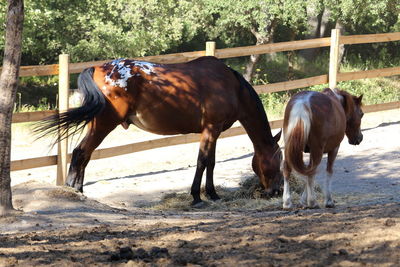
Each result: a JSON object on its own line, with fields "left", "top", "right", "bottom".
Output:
{"left": 74, "top": 185, "right": 83, "bottom": 193}
{"left": 325, "top": 202, "right": 335, "bottom": 208}
{"left": 191, "top": 201, "right": 208, "bottom": 209}
{"left": 207, "top": 194, "right": 221, "bottom": 202}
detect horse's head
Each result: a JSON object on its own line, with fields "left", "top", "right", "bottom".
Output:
{"left": 252, "top": 131, "right": 283, "bottom": 197}
{"left": 340, "top": 91, "right": 364, "bottom": 145}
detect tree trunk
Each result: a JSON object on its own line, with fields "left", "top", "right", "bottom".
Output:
{"left": 244, "top": 23, "right": 276, "bottom": 82}
{"left": 243, "top": 54, "right": 262, "bottom": 82}
{"left": 300, "top": 6, "right": 331, "bottom": 61}
{"left": 335, "top": 20, "right": 346, "bottom": 64}
{"left": 287, "top": 29, "right": 297, "bottom": 80}
{"left": 0, "top": 0, "right": 24, "bottom": 216}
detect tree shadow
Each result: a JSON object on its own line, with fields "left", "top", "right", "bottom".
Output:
{"left": 1, "top": 202, "right": 399, "bottom": 266}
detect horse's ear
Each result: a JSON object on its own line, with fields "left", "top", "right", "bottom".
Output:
{"left": 354, "top": 94, "right": 363, "bottom": 105}
{"left": 274, "top": 130, "right": 282, "bottom": 143}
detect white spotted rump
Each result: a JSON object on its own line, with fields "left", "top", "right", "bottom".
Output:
{"left": 284, "top": 92, "right": 314, "bottom": 145}
{"left": 104, "top": 59, "right": 159, "bottom": 89}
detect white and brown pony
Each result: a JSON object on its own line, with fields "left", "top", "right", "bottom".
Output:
{"left": 282, "top": 88, "right": 363, "bottom": 209}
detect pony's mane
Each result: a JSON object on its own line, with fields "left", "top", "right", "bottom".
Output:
{"left": 323, "top": 88, "right": 362, "bottom": 119}
{"left": 336, "top": 89, "right": 361, "bottom": 119}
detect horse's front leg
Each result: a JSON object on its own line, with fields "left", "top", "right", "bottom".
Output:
{"left": 66, "top": 118, "right": 118, "bottom": 192}
{"left": 191, "top": 125, "right": 221, "bottom": 206}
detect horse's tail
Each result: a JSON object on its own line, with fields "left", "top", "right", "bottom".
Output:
{"left": 284, "top": 103, "right": 317, "bottom": 176}
{"left": 34, "top": 67, "right": 106, "bottom": 141}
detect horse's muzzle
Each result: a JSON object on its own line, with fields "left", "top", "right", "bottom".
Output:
{"left": 349, "top": 134, "right": 363, "bottom": 145}
{"left": 263, "top": 187, "right": 282, "bottom": 198}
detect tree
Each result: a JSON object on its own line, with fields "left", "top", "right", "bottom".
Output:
{"left": 0, "top": 0, "right": 24, "bottom": 216}
{"left": 0, "top": 0, "right": 204, "bottom": 64}
{"left": 203, "top": 0, "right": 312, "bottom": 81}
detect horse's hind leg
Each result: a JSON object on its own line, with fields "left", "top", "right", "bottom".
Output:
{"left": 324, "top": 147, "right": 339, "bottom": 208}
{"left": 66, "top": 117, "right": 118, "bottom": 192}
{"left": 191, "top": 125, "right": 221, "bottom": 206}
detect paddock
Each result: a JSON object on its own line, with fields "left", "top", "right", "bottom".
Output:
{"left": 1, "top": 108, "right": 399, "bottom": 266}
{"left": 2, "top": 31, "right": 400, "bottom": 266}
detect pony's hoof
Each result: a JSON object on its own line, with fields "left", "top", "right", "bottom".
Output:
{"left": 308, "top": 203, "right": 320, "bottom": 209}
{"left": 325, "top": 201, "right": 335, "bottom": 208}
{"left": 282, "top": 202, "right": 293, "bottom": 210}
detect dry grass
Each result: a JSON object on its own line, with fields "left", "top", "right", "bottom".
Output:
{"left": 151, "top": 175, "right": 322, "bottom": 211}
{"left": 45, "top": 186, "right": 87, "bottom": 202}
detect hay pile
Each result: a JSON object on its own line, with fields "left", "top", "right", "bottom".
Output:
{"left": 151, "top": 175, "right": 322, "bottom": 211}
{"left": 45, "top": 186, "right": 87, "bottom": 201}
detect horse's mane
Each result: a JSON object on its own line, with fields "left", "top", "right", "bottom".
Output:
{"left": 229, "top": 68, "right": 272, "bottom": 131}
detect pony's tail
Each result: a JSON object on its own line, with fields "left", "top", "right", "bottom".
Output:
{"left": 284, "top": 110, "right": 317, "bottom": 177}
{"left": 34, "top": 67, "right": 106, "bottom": 142}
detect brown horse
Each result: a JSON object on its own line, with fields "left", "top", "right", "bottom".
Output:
{"left": 36, "top": 56, "right": 282, "bottom": 206}
{"left": 282, "top": 88, "right": 363, "bottom": 209}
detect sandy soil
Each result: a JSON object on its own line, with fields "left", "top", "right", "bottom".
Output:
{"left": 1, "top": 109, "right": 399, "bottom": 266}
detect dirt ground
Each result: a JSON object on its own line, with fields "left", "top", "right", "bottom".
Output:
{"left": 1, "top": 109, "right": 399, "bottom": 266}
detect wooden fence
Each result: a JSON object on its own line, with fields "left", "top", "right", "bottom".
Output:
{"left": 8, "top": 30, "right": 400, "bottom": 185}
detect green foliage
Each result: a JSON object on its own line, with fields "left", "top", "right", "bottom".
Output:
{"left": 202, "top": 0, "right": 313, "bottom": 46}
{"left": 65, "top": 0, "right": 204, "bottom": 62}
{"left": 1, "top": 0, "right": 400, "bottom": 113}
{"left": 0, "top": 3, "right": 5, "bottom": 50}
{"left": 14, "top": 76, "right": 58, "bottom": 112}
{"left": 1, "top": 0, "right": 204, "bottom": 64}
{"left": 325, "top": 0, "right": 400, "bottom": 33}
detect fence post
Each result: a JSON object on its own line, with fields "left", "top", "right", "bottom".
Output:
{"left": 206, "top": 41, "right": 216, "bottom": 57}
{"left": 57, "top": 54, "right": 69, "bottom": 186}
{"left": 329, "top": 29, "right": 341, "bottom": 90}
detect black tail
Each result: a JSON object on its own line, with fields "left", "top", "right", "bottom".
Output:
{"left": 34, "top": 67, "right": 106, "bottom": 141}
{"left": 229, "top": 68, "right": 271, "bottom": 130}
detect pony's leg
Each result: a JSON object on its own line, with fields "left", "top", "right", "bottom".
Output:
{"left": 324, "top": 147, "right": 339, "bottom": 208}
{"left": 305, "top": 148, "right": 323, "bottom": 208}
{"left": 66, "top": 117, "right": 118, "bottom": 192}
{"left": 282, "top": 161, "right": 293, "bottom": 209}
{"left": 305, "top": 175, "right": 319, "bottom": 208}
{"left": 300, "top": 185, "right": 308, "bottom": 207}
{"left": 191, "top": 125, "right": 221, "bottom": 206}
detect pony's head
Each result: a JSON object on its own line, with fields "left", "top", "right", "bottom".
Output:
{"left": 252, "top": 131, "right": 283, "bottom": 197}
{"left": 339, "top": 90, "right": 364, "bottom": 145}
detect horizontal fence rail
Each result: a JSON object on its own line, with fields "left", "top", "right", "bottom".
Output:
{"left": 10, "top": 100, "right": 400, "bottom": 171}
{"left": 8, "top": 31, "right": 400, "bottom": 175}
{"left": 4, "top": 32, "right": 400, "bottom": 77}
